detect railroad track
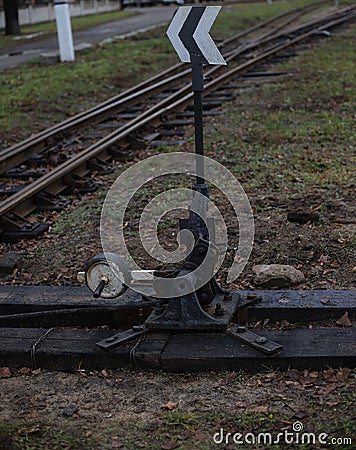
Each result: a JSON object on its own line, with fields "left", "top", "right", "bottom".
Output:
{"left": 0, "top": 1, "right": 322, "bottom": 175}
{"left": 0, "top": 2, "right": 355, "bottom": 242}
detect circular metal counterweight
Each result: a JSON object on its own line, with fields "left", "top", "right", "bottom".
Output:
{"left": 85, "top": 253, "right": 129, "bottom": 299}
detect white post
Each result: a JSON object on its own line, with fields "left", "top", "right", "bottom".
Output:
{"left": 267, "top": 0, "right": 272, "bottom": 4}
{"left": 28, "top": 4, "right": 34, "bottom": 25}
{"left": 54, "top": 0, "right": 75, "bottom": 62}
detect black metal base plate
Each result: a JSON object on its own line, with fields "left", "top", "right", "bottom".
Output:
{"left": 145, "top": 291, "right": 240, "bottom": 331}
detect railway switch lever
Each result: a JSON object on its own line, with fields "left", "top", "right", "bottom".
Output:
{"left": 85, "top": 6, "right": 282, "bottom": 357}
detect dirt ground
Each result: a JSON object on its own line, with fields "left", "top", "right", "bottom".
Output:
{"left": 0, "top": 367, "right": 355, "bottom": 449}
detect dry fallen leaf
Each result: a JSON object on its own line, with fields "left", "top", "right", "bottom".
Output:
{"left": 287, "top": 369, "right": 300, "bottom": 381}
{"left": 253, "top": 405, "right": 268, "bottom": 413}
{"left": 320, "top": 384, "right": 338, "bottom": 395}
{"left": 336, "top": 311, "right": 352, "bottom": 327}
{"left": 338, "top": 367, "right": 351, "bottom": 380}
{"left": 0, "top": 367, "right": 11, "bottom": 378}
{"left": 323, "top": 368, "right": 335, "bottom": 379}
{"left": 160, "top": 401, "right": 179, "bottom": 411}
{"left": 176, "top": 434, "right": 190, "bottom": 441}
{"left": 264, "top": 372, "right": 277, "bottom": 379}
{"left": 27, "top": 426, "right": 41, "bottom": 434}
{"left": 299, "top": 377, "right": 314, "bottom": 387}
{"left": 18, "top": 367, "right": 31, "bottom": 376}
{"left": 293, "top": 411, "right": 309, "bottom": 420}
{"left": 325, "top": 401, "right": 339, "bottom": 407}
{"left": 195, "top": 433, "right": 206, "bottom": 442}
{"left": 161, "top": 442, "right": 180, "bottom": 450}
{"left": 309, "top": 371, "right": 319, "bottom": 378}
{"left": 234, "top": 401, "right": 247, "bottom": 408}
{"left": 223, "top": 371, "right": 237, "bottom": 385}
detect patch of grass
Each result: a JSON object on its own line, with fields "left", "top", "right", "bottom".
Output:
{"left": 207, "top": 26, "right": 356, "bottom": 195}
{"left": 90, "top": 401, "right": 355, "bottom": 450}
{"left": 2, "top": 385, "right": 353, "bottom": 450}
{"left": 0, "top": 9, "right": 136, "bottom": 49}
{"left": 0, "top": 0, "right": 323, "bottom": 146}
{"left": 213, "top": 0, "right": 312, "bottom": 41}
{"left": 0, "top": 421, "right": 97, "bottom": 450}
{"left": 164, "top": 409, "right": 198, "bottom": 431}
{"left": 50, "top": 196, "right": 102, "bottom": 236}
{"left": 0, "top": 35, "right": 175, "bottom": 143}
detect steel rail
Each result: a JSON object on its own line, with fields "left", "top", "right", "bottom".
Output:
{"left": 0, "top": 1, "right": 329, "bottom": 175}
{"left": 0, "top": 7, "right": 354, "bottom": 224}
{"left": 51, "top": 5, "right": 353, "bottom": 147}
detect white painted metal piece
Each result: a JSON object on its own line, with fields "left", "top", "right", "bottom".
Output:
{"left": 193, "top": 6, "right": 226, "bottom": 65}
{"left": 166, "top": 6, "right": 192, "bottom": 63}
{"left": 166, "top": 6, "right": 226, "bottom": 65}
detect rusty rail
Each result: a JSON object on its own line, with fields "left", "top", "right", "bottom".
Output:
{"left": 0, "top": 1, "right": 329, "bottom": 175}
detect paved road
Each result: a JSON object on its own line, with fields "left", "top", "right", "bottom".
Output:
{"left": 0, "top": 6, "right": 177, "bottom": 70}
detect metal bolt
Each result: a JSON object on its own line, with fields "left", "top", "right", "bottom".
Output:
{"left": 155, "top": 300, "right": 166, "bottom": 313}
{"left": 223, "top": 292, "right": 232, "bottom": 302}
{"left": 236, "top": 326, "right": 246, "bottom": 333}
{"left": 214, "top": 303, "right": 224, "bottom": 316}
{"left": 105, "top": 336, "right": 116, "bottom": 343}
{"left": 197, "top": 246, "right": 206, "bottom": 255}
{"left": 138, "top": 308, "right": 143, "bottom": 325}
{"left": 155, "top": 306, "right": 165, "bottom": 315}
{"left": 255, "top": 337, "right": 267, "bottom": 344}
{"left": 76, "top": 271, "right": 85, "bottom": 283}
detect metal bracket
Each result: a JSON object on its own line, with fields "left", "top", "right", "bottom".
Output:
{"left": 108, "top": 146, "right": 135, "bottom": 162}
{"left": 227, "top": 324, "right": 283, "bottom": 355}
{"left": 0, "top": 213, "right": 51, "bottom": 243}
{"left": 0, "top": 184, "right": 23, "bottom": 195}
{"left": 34, "top": 191, "right": 71, "bottom": 212}
{"left": 236, "top": 295, "right": 262, "bottom": 310}
{"left": 96, "top": 325, "right": 146, "bottom": 351}
{"left": 87, "top": 157, "right": 114, "bottom": 174}
{"left": 5, "top": 167, "right": 48, "bottom": 179}
{"left": 63, "top": 173, "right": 97, "bottom": 194}
{"left": 146, "top": 290, "right": 239, "bottom": 331}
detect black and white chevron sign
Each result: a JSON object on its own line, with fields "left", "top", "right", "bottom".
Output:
{"left": 166, "top": 6, "right": 226, "bottom": 66}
